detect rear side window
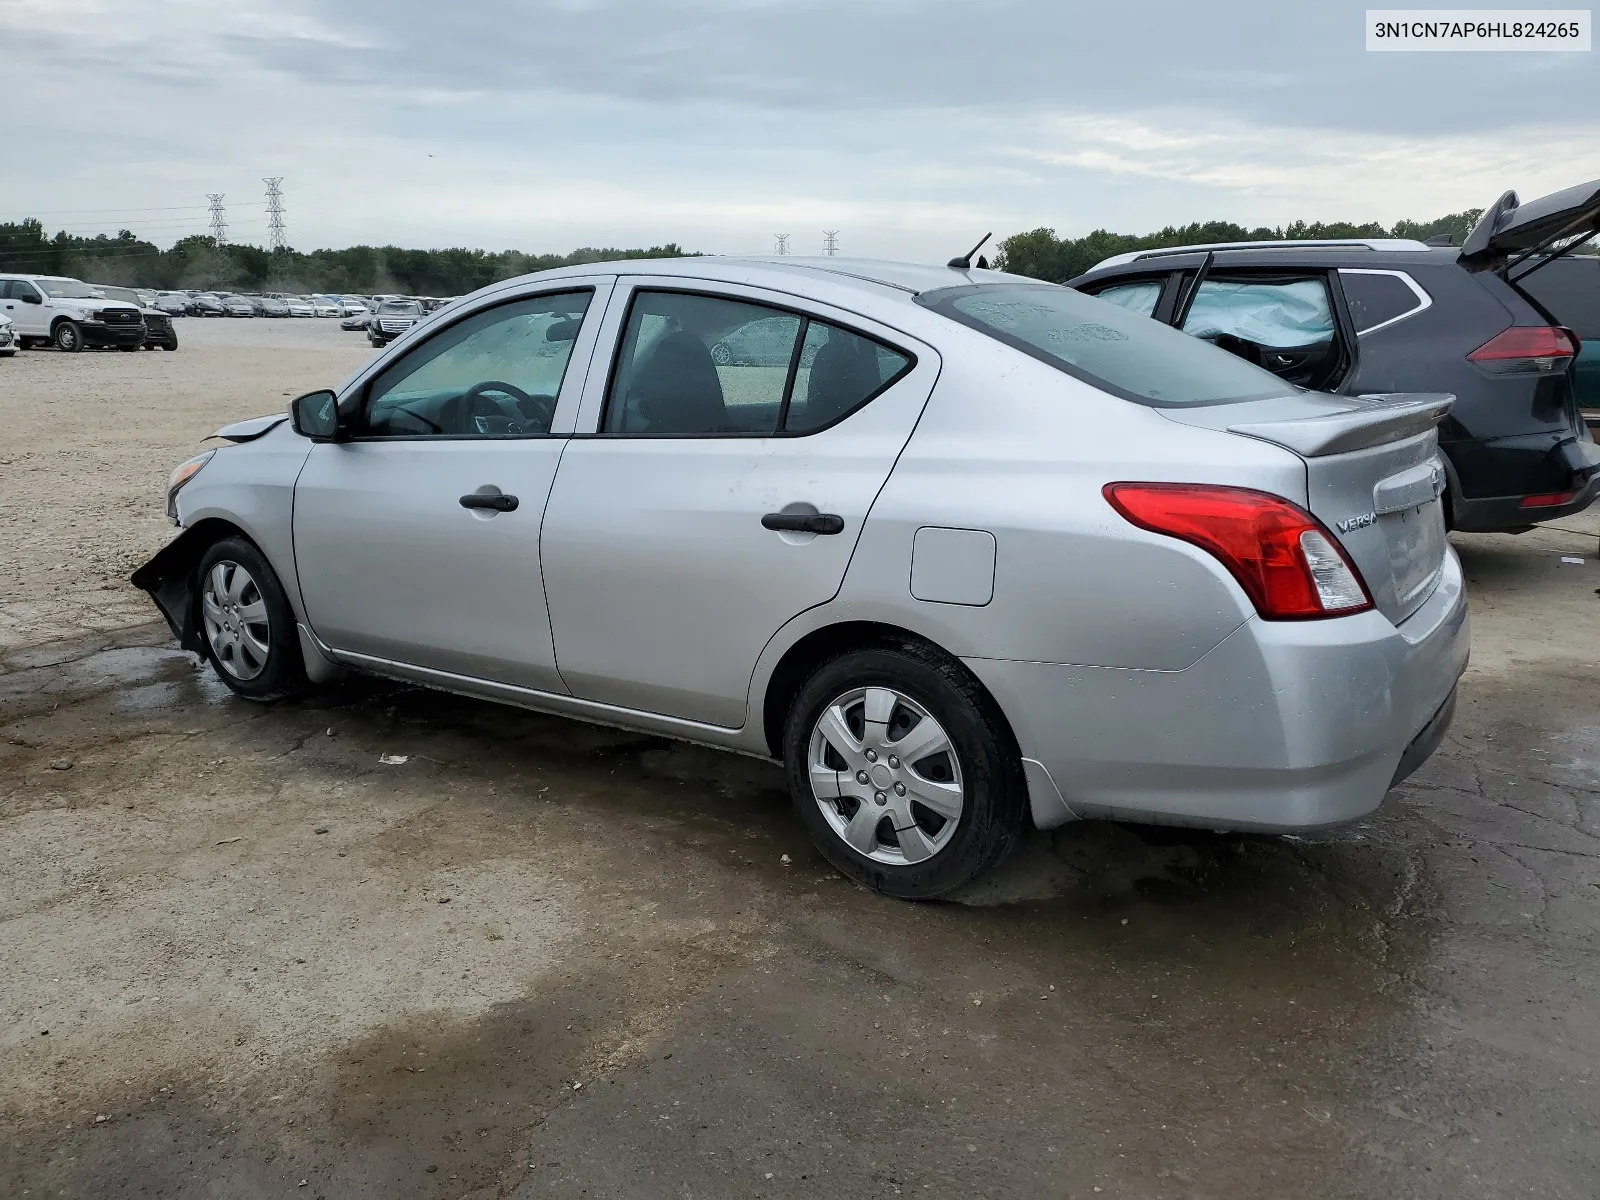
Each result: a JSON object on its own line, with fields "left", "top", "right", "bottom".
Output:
{"left": 605, "top": 289, "right": 912, "bottom": 436}
{"left": 1182, "top": 279, "right": 1334, "bottom": 347}
{"left": 918, "top": 283, "right": 1291, "bottom": 407}
{"left": 1090, "top": 280, "right": 1162, "bottom": 318}
{"left": 1339, "top": 270, "right": 1430, "bottom": 334}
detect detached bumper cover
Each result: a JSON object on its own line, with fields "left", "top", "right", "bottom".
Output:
{"left": 129, "top": 527, "right": 213, "bottom": 654}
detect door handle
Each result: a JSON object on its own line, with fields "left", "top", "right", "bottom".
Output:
{"left": 460, "top": 493, "right": 518, "bottom": 512}
{"left": 762, "top": 511, "right": 844, "bottom": 535}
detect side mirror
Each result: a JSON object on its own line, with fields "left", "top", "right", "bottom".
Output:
{"left": 22, "top": 293, "right": 41, "bottom": 305}
{"left": 545, "top": 318, "right": 580, "bottom": 343}
{"left": 290, "top": 390, "right": 342, "bottom": 441}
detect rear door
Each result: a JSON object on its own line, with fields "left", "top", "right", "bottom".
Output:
{"left": 540, "top": 279, "right": 937, "bottom": 728}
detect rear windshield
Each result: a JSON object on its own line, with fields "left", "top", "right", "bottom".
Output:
{"left": 916, "top": 283, "right": 1295, "bottom": 407}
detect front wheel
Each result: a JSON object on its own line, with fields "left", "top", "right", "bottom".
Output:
{"left": 784, "top": 642, "right": 1027, "bottom": 899}
{"left": 163, "top": 335, "right": 179, "bottom": 351}
{"left": 54, "top": 321, "right": 83, "bottom": 352}
{"left": 195, "top": 537, "right": 308, "bottom": 702}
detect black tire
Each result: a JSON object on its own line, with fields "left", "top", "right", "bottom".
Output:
{"left": 119, "top": 343, "right": 140, "bottom": 352}
{"left": 783, "top": 641, "right": 1027, "bottom": 899}
{"left": 54, "top": 321, "right": 83, "bottom": 352}
{"left": 194, "top": 536, "right": 309, "bottom": 702}
{"left": 163, "top": 335, "right": 179, "bottom": 351}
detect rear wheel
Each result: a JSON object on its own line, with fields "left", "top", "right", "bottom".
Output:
{"left": 195, "top": 537, "right": 308, "bottom": 702}
{"left": 53, "top": 321, "right": 83, "bottom": 352}
{"left": 784, "top": 642, "right": 1027, "bottom": 899}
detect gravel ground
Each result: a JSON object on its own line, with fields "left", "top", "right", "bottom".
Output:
{"left": 0, "top": 317, "right": 374, "bottom": 647}
{"left": 3, "top": 326, "right": 1600, "bottom": 1198}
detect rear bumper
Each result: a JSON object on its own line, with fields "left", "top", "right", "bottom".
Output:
{"left": 968, "top": 548, "right": 1470, "bottom": 832}
{"left": 1447, "top": 436, "right": 1600, "bottom": 532}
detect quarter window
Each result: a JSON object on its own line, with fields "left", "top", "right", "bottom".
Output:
{"left": 1338, "top": 270, "right": 1430, "bottom": 333}
{"left": 362, "top": 291, "right": 591, "bottom": 438}
{"left": 604, "top": 290, "right": 911, "bottom": 436}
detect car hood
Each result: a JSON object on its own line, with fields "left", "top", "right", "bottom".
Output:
{"left": 212, "top": 413, "right": 289, "bottom": 443}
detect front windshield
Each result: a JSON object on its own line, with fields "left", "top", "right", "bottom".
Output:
{"left": 41, "top": 278, "right": 102, "bottom": 299}
{"left": 916, "top": 283, "right": 1294, "bottom": 407}
{"left": 379, "top": 301, "right": 422, "bottom": 315}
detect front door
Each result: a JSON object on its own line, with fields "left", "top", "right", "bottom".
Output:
{"left": 2, "top": 280, "right": 47, "bottom": 337}
{"left": 293, "top": 284, "right": 605, "bottom": 691}
{"left": 541, "top": 281, "right": 937, "bottom": 728}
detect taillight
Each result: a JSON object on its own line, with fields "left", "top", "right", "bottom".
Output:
{"left": 1103, "top": 483, "right": 1374, "bottom": 620}
{"left": 1519, "top": 491, "right": 1577, "bottom": 509}
{"left": 1467, "top": 325, "right": 1577, "bottom": 374}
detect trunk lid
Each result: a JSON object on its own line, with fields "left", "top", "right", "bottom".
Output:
{"left": 1162, "top": 392, "right": 1453, "bottom": 625}
{"left": 1460, "top": 179, "right": 1600, "bottom": 270}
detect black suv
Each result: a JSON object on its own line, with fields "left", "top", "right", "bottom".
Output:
{"left": 1071, "top": 179, "right": 1600, "bottom": 532}
{"left": 94, "top": 285, "right": 179, "bottom": 351}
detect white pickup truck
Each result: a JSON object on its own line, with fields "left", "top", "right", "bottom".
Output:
{"left": 0, "top": 273, "right": 144, "bottom": 351}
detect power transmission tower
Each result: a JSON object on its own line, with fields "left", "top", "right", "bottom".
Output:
{"left": 206, "top": 194, "right": 228, "bottom": 248}
{"left": 822, "top": 230, "right": 839, "bottom": 256}
{"left": 774, "top": 234, "right": 791, "bottom": 255}
{"left": 263, "top": 177, "right": 286, "bottom": 253}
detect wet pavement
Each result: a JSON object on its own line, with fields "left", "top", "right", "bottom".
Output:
{"left": 2, "top": 528, "right": 1598, "bottom": 1199}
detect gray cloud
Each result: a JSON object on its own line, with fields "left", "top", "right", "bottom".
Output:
{"left": 2, "top": 0, "right": 1595, "bottom": 259}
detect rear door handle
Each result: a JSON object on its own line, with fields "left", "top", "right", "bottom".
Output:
{"left": 762, "top": 511, "right": 844, "bottom": 535}
{"left": 460, "top": 493, "right": 518, "bottom": 512}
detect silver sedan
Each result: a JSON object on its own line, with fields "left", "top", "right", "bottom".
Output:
{"left": 135, "top": 256, "right": 1468, "bottom": 898}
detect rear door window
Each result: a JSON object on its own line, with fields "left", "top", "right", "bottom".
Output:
{"left": 604, "top": 290, "right": 913, "bottom": 436}
{"left": 1179, "top": 275, "right": 1347, "bottom": 391}
{"left": 917, "top": 283, "right": 1291, "bottom": 407}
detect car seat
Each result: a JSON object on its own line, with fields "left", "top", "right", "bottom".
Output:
{"left": 629, "top": 332, "right": 728, "bottom": 433}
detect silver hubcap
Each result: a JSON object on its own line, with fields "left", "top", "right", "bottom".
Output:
{"left": 807, "top": 686, "right": 964, "bottom": 866}
{"left": 201, "top": 561, "right": 270, "bottom": 680}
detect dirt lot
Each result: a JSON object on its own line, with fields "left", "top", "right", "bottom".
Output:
{"left": 3, "top": 322, "right": 1600, "bottom": 1198}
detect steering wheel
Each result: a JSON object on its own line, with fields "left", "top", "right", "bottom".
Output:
{"left": 462, "top": 380, "right": 555, "bottom": 433}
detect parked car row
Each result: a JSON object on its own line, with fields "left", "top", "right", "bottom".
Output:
{"left": 179, "top": 291, "right": 376, "bottom": 318}
{"left": 0, "top": 273, "right": 169, "bottom": 351}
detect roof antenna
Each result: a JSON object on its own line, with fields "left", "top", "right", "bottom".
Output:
{"left": 948, "top": 232, "right": 992, "bottom": 271}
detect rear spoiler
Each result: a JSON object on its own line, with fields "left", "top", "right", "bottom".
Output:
{"left": 1228, "top": 393, "right": 1453, "bottom": 457}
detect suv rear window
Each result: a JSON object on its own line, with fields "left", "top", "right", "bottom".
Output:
{"left": 917, "top": 283, "right": 1293, "bottom": 407}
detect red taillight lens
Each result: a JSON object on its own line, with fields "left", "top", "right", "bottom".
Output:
{"left": 1103, "top": 483, "right": 1374, "bottom": 620}
{"left": 1467, "top": 325, "right": 1577, "bottom": 373}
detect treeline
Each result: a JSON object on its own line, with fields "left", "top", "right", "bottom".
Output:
{"left": 995, "top": 211, "right": 1488, "bottom": 283}
{"left": 0, "top": 220, "right": 695, "bottom": 295}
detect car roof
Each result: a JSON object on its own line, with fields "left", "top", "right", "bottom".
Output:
{"left": 517, "top": 254, "right": 1042, "bottom": 301}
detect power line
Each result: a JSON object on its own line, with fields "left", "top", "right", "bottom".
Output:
{"left": 206, "top": 194, "right": 228, "bottom": 249}
{"left": 264, "top": 177, "right": 286, "bottom": 253}
{"left": 822, "top": 230, "right": 839, "bottom": 256}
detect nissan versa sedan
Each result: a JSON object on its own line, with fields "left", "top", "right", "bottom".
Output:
{"left": 133, "top": 257, "right": 1469, "bottom": 898}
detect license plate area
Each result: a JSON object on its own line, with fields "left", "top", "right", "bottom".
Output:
{"left": 1381, "top": 498, "right": 1446, "bottom": 617}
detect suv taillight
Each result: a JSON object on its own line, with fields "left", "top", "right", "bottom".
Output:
{"left": 1467, "top": 325, "right": 1578, "bottom": 374}
{"left": 1103, "top": 483, "right": 1374, "bottom": 621}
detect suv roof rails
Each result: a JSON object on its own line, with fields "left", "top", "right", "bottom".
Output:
{"left": 1092, "top": 238, "right": 1434, "bottom": 271}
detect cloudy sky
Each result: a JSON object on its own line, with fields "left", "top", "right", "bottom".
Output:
{"left": 3, "top": 0, "right": 1595, "bottom": 259}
